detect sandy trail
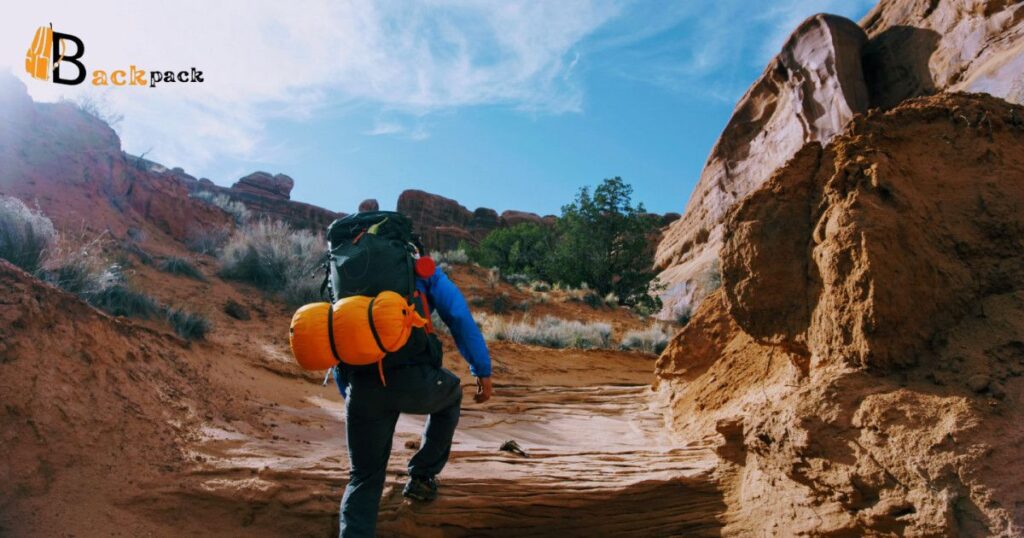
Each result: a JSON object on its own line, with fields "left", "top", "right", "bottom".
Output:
{"left": 175, "top": 349, "right": 723, "bottom": 537}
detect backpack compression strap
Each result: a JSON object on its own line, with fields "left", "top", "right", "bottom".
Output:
{"left": 366, "top": 296, "right": 389, "bottom": 386}
{"left": 326, "top": 304, "right": 342, "bottom": 363}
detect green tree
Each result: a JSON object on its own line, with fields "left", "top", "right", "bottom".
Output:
{"left": 548, "top": 177, "right": 661, "bottom": 307}
{"left": 470, "top": 222, "right": 554, "bottom": 279}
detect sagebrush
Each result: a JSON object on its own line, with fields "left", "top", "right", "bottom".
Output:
{"left": 0, "top": 196, "right": 56, "bottom": 273}
{"left": 218, "top": 219, "right": 322, "bottom": 304}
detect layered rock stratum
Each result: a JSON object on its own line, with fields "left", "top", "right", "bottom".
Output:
{"left": 655, "top": 0, "right": 1024, "bottom": 318}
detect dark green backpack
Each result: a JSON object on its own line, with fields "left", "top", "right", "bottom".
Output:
{"left": 326, "top": 211, "right": 416, "bottom": 301}
{"left": 323, "top": 211, "right": 440, "bottom": 375}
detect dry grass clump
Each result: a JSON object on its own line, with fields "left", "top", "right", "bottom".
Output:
{"left": 480, "top": 314, "right": 612, "bottom": 350}
{"left": 218, "top": 219, "right": 323, "bottom": 305}
{"left": 619, "top": 324, "right": 673, "bottom": 355}
{"left": 0, "top": 195, "right": 56, "bottom": 273}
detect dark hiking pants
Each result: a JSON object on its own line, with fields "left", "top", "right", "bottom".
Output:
{"left": 339, "top": 364, "right": 462, "bottom": 538}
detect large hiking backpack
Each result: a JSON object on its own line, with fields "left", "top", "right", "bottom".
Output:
{"left": 322, "top": 211, "right": 440, "bottom": 380}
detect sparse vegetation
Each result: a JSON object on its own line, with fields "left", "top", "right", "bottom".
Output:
{"left": 223, "top": 299, "right": 251, "bottom": 321}
{"left": 187, "top": 225, "right": 230, "bottom": 255}
{"left": 87, "top": 284, "right": 162, "bottom": 319}
{"left": 64, "top": 94, "right": 124, "bottom": 131}
{"left": 481, "top": 314, "right": 612, "bottom": 350}
{"left": 192, "top": 191, "right": 251, "bottom": 224}
{"left": 166, "top": 308, "right": 211, "bottom": 340}
{"left": 159, "top": 257, "right": 206, "bottom": 281}
{"left": 431, "top": 249, "right": 470, "bottom": 266}
{"left": 673, "top": 304, "right": 693, "bottom": 326}
{"left": 620, "top": 324, "right": 673, "bottom": 355}
{"left": 0, "top": 196, "right": 57, "bottom": 273}
{"left": 218, "top": 219, "right": 323, "bottom": 305}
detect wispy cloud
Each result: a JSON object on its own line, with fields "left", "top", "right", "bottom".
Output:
{"left": 586, "top": 0, "right": 876, "bottom": 103}
{"left": 2, "top": 0, "right": 621, "bottom": 173}
{"left": 365, "top": 122, "right": 406, "bottom": 137}
{"left": 1, "top": 0, "right": 875, "bottom": 178}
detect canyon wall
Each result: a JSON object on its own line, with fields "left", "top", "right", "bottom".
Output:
{"left": 655, "top": 0, "right": 1024, "bottom": 318}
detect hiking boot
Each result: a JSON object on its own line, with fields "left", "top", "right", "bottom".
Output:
{"left": 402, "top": 475, "right": 439, "bottom": 502}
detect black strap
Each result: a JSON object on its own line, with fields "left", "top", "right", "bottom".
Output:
{"left": 319, "top": 264, "right": 331, "bottom": 301}
{"left": 367, "top": 297, "right": 388, "bottom": 353}
{"left": 326, "top": 304, "right": 341, "bottom": 363}
{"left": 405, "top": 253, "right": 415, "bottom": 300}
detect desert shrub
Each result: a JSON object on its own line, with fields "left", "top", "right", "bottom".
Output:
{"left": 159, "top": 257, "right": 206, "bottom": 281}
{"left": 187, "top": 225, "right": 230, "bottom": 255}
{"left": 65, "top": 94, "right": 123, "bottom": 131}
{"left": 223, "top": 299, "right": 251, "bottom": 320}
{"left": 87, "top": 285, "right": 161, "bottom": 318}
{"left": 620, "top": 324, "right": 673, "bottom": 355}
{"left": 0, "top": 196, "right": 56, "bottom": 273}
{"left": 582, "top": 292, "right": 604, "bottom": 309}
{"left": 470, "top": 222, "right": 554, "bottom": 279}
{"left": 503, "top": 273, "right": 531, "bottom": 288}
{"left": 431, "top": 249, "right": 469, "bottom": 266}
{"left": 38, "top": 230, "right": 117, "bottom": 297}
{"left": 530, "top": 281, "right": 551, "bottom": 292}
{"left": 482, "top": 315, "right": 612, "bottom": 350}
{"left": 672, "top": 304, "right": 693, "bottom": 326}
{"left": 492, "top": 293, "right": 512, "bottom": 314}
{"left": 192, "top": 191, "right": 251, "bottom": 224}
{"left": 486, "top": 267, "right": 500, "bottom": 289}
{"left": 166, "top": 308, "right": 211, "bottom": 340}
{"left": 218, "top": 219, "right": 322, "bottom": 304}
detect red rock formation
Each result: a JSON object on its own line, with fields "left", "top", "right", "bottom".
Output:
{"left": 231, "top": 171, "right": 294, "bottom": 200}
{"left": 358, "top": 198, "right": 379, "bottom": 213}
{"left": 656, "top": 93, "right": 1024, "bottom": 535}
{"left": 655, "top": 14, "right": 871, "bottom": 318}
{"left": 0, "top": 73, "right": 231, "bottom": 243}
{"left": 656, "top": 1, "right": 1024, "bottom": 318}
{"left": 397, "top": 190, "right": 556, "bottom": 251}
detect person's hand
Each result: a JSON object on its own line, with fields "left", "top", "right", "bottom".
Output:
{"left": 474, "top": 376, "right": 493, "bottom": 403}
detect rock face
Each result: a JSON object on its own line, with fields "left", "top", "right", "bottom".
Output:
{"left": 656, "top": 1, "right": 1024, "bottom": 318}
{"left": 655, "top": 14, "right": 871, "bottom": 318}
{"left": 231, "top": 171, "right": 294, "bottom": 200}
{"left": 862, "top": 0, "right": 1024, "bottom": 108}
{"left": 0, "top": 73, "right": 231, "bottom": 243}
{"left": 656, "top": 94, "right": 1024, "bottom": 535}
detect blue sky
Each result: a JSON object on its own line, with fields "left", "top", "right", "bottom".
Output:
{"left": 4, "top": 1, "right": 875, "bottom": 215}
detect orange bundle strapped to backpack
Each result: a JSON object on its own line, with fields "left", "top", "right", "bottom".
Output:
{"left": 289, "top": 291, "right": 427, "bottom": 384}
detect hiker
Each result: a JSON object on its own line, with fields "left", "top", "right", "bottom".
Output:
{"left": 324, "top": 210, "right": 493, "bottom": 538}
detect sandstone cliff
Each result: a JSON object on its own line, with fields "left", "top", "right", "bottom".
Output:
{"left": 655, "top": 0, "right": 1024, "bottom": 318}
{"left": 656, "top": 93, "right": 1024, "bottom": 535}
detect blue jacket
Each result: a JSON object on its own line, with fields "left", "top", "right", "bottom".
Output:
{"left": 334, "top": 267, "right": 492, "bottom": 397}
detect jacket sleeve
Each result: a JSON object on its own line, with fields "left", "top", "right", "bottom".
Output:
{"left": 426, "top": 268, "right": 493, "bottom": 377}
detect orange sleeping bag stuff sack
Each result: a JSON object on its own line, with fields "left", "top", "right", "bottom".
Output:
{"left": 289, "top": 290, "right": 427, "bottom": 384}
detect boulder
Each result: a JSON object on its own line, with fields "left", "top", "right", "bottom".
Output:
{"left": 500, "top": 210, "right": 545, "bottom": 228}
{"left": 231, "top": 171, "right": 294, "bottom": 200}
{"left": 358, "top": 199, "right": 379, "bottom": 213}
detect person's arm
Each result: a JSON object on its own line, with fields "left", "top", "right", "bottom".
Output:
{"left": 424, "top": 268, "right": 493, "bottom": 401}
